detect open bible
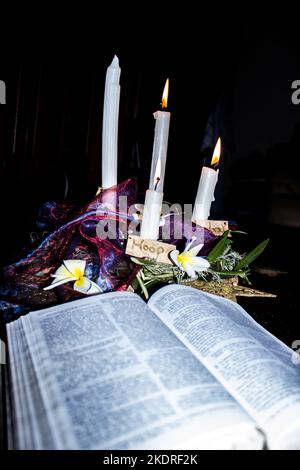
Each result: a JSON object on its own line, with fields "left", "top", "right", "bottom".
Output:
{"left": 6, "top": 285, "right": 300, "bottom": 450}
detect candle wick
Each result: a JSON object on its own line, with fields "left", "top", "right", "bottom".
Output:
{"left": 154, "top": 177, "right": 160, "bottom": 191}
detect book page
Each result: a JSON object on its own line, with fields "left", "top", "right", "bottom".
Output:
{"left": 7, "top": 320, "right": 57, "bottom": 449}
{"left": 149, "top": 285, "right": 300, "bottom": 449}
{"left": 13, "top": 292, "right": 263, "bottom": 449}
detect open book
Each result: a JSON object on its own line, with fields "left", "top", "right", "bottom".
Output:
{"left": 6, "top": 285, "right": 300, "bottom": 450}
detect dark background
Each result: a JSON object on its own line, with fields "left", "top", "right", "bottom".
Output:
{"left": 0, "top": 3, "right": 300, "bottom": 343}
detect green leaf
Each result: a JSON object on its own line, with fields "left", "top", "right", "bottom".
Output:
{"left": 207, "top": 231, "right": 232, "bottom": 264}
{"left": 136, "top": 272, "right": 149, "bottom": 299}
{"left": 144, "top": 278, "right": 165, "bottom": 290}
{"left": 235, "top": 238, "right": 270, "bottom": 270}
{"left": 130, "top": 257, "right": 156, "bottom": 267}
{"left": 131, "top": 277, "right": 140, "bottom": 291}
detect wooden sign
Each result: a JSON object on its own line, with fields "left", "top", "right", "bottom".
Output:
{"left": 193, "top": 220, "right": 230, "bottom": 236}
{"left": 126, "top": 235, "right": 176, "bottom": 264}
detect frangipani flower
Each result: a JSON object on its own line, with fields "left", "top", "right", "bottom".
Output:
{"left": 170, "top": 237, "right": 210, "bottom": 278}
{"left": 44, "top": 260, "right": 102, "bottom": 295}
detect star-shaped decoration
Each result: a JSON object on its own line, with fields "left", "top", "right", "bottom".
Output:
{"left": 182, "top": 276, "right": 276, "bottom": 303}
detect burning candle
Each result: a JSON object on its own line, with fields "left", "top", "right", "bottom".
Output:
{"left": 140, "top": 79, "right": 170, "bottom": 240}
{"left": 101, "top": 55, "right": 121, "bottom": 189}
{"left": 192, "top": 137, "right": 221, "bottom": 222}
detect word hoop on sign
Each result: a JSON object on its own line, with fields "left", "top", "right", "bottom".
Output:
{"left": 126, "top": 235, "right": 175, "bottom": 264}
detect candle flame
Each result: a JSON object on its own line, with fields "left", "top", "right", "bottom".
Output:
{"left": 161, "top": 79, "right": 169, "bottom": 109}
{"left": 211, "top": 137, "right": 221, "bottom": 166}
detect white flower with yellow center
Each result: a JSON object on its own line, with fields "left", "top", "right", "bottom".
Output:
{"left": 44, "top": 260, "right": 102, "bottom": 295}
{"left": 170, "top": 237, "right": 210, "bottom": 278}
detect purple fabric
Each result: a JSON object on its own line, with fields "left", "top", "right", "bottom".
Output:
{"left": 0, "top": 178, "right": 217, "bottom": 322}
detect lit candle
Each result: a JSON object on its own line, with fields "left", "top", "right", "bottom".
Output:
{"left": 140, "top": 79, "right": 170, "bottom": 240}
{"left": 192, "top": 137, "right": 221, "bottom": 222}
{"left": 101, "top": 55, "right": 121, "bottom": 189}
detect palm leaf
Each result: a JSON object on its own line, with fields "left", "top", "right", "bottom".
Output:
{"left": 207, "top": 231, "right": 232, "bottom": 264}
{"left": 235, "top": 238, "right": 270, "bottom": 270}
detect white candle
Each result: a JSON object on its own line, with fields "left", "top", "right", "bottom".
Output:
{"left": 101, "top": 55, "right": 121, "bottom": 189}
{"left": 140, "top": 189, "right": 164, "bottom": 240}
{"left": 192, "top": 138, "right": 221, "bottom": 221}
{"left": 141, "top": 80, "right": 170, "bottom": 240}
